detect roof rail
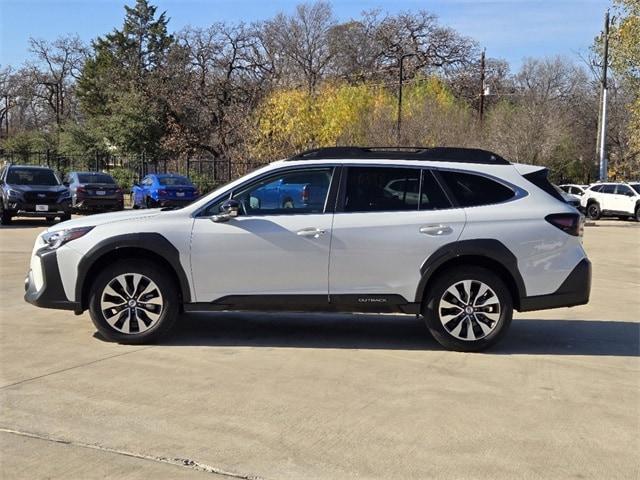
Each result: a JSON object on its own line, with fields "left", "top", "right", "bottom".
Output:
{"left": 286, "top": 146, "right": 510, "bottom": 165}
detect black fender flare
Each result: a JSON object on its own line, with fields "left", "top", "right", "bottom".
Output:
{"left": 414, "top": 239, "right": 527, "bottom": 305}
{"left": 75, "top": 232, "right": 191, "bottom": 307}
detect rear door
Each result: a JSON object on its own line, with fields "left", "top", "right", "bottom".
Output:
{"left": 613, "top": 184, "right": 636, "bottom": 213}
{"left": 329, "top": 166, "right": 465, "bottom": 303}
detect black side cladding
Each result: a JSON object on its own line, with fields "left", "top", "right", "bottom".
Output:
{"left": 523, "top": 168, "right": 565, "bottom": 202}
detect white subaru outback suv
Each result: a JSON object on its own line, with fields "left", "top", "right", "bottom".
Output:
{"left": 24, "top": 147, "right": 591, "bottom": 351}
{"left": 579, "top": 182, "right": 640, "bottom": 221}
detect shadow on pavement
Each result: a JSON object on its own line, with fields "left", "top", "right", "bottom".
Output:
{"left": 153, "top": 312, "right": 639, "bottom": 356}
{"left": 0, "top": 218, "right": 53, "bottom": 229}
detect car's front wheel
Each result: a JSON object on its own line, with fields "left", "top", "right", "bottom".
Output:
{"left": 0, "top": 201, "right": 11, "bottom": 225}
{"left": 89, "top": 259, "right": 179, "bottom": 344}
{"left": 423, "top": 266, "right": 513, "bottom": 352}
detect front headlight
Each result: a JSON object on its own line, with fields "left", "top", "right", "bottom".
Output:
{"left": 7, "top": 189, "right": 23, "bottom": 199}
{"left": 42, "top": 226, "right": 94, "bottom": 250}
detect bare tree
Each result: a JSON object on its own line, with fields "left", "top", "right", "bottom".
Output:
{"left": 260, "top": 1, "right": 336, "bottom": 93}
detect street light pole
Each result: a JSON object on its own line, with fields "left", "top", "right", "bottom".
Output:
{"left": 596, "top": 10, "right": 610, "bottom": 181}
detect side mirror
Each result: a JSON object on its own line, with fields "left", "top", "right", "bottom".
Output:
{"left": 212, "top": 199, "right": 240, "bottom": 223}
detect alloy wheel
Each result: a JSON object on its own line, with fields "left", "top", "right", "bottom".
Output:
{"left": 100, "top": 273, "right": 164, "bottom": 334}
{"left": 439, "top": 280, "right": 501, "bottom": 341}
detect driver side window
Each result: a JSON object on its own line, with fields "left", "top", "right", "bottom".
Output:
{"left": 203, "top": 168, "right": 334, "bottom": 217}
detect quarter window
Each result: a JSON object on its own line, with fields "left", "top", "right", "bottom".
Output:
{"left": 439, "top": 171, "right": 514, "bottom": 207}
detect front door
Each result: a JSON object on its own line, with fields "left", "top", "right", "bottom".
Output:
{"left": 190, "top": 167, "right": 336, "bottom": 302}
{"left": 329, "top": 166, "right": 466, "bottom": 303}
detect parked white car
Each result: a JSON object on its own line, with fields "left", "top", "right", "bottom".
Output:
{"left": 24, "top": 147, "right": 592, "bottom": 352}
{"left": 559, "top": 184, "right": 589, "bottom": 199}
{"left": 579, "top": 182, "right": 640, "bottom": 221}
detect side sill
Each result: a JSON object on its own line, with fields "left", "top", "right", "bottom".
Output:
{"left": 184, "top": 294, "right": 421, "bottom": 315}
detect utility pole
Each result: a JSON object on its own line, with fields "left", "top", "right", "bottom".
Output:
{"left": 2, "top": 94, "right": 8, "bottom": 137}
{"left": 597, "top": 10, "right": 610, "bottom": 181}
{"left": 396, "top": 53, "right": 416, "bottom": 146}
{"left": 479, "top": 49, "right": 486, "bottom": 123}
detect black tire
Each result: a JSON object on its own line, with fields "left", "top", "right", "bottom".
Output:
{"left": 145, "top": 196, "right": 154, "bottom": 209}
{"left": 422, "top": 266, "right": 513, "bottom": 352}
{"left": 88, "top": 259, "right": 179, "bottom": 344}
{"left": 635, "top": 205, "right": 640, "bottom": 222}
{"left": 618, "top": 216, "right": 630, "bottom": 221}
{"left": 0, "top": 203, "right": 11, "bottom": 225}
{"left": 46, "top": 216, "right": 56, "bottom": 224}
{"left": 587, "top": 202, "right": 601, "bottom": 220}
{"left": 60, "top": 213, "right": 71, "bottom": 222}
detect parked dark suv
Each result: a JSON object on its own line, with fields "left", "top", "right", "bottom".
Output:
{"left": 64, "top": 171, "right": 124, "bottom": 213}
{"left": 0, "top": 165, "right": 71, "bottom": 225}
{"left": 0, "top": 164, "right": 71, "bottom": 225}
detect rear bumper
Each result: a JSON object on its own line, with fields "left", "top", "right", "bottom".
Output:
{"left": 74, "top": 197, "right": 123, "bottom": 211}
{"left": 158, "top": 198, "right": 195, "bottom": 207}
{"left": 519, "top": 258, "right": 591, "bottom": 311}
{"left": 24, "top": 248, "right": 80, "bottom": 311}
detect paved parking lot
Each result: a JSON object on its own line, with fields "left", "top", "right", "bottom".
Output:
{"left": 1, "top": 218, "right": 638, "bottom": 479}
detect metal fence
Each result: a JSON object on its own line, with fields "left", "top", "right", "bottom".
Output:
{"left": 0, "top": 150, "right": 268, "bottom": 194}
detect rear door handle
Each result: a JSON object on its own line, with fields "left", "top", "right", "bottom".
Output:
{"left": 420, "top": 225, "right": 453, "bottom": 236}
{"left": 296, "top": 227, "right": 326, "bottom": 238}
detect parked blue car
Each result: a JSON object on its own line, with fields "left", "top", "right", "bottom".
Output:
{"left": 132, "top": 174, "right": 199, "bottom": 209}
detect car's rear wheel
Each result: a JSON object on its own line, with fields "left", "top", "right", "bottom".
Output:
{"left": 422, "top": 266, "right": 513, "bottom": 352}
{"left": 635, "top": 205, "right": 640, "bottom": 222}
{"left": 145, "top": 196, "right": 154, "bottom": 209}
{"left": 587, "top": 202, "right": 601, "bottom": 220}
{"left": 89, "top": 259, "right": 179, "bottom": 344}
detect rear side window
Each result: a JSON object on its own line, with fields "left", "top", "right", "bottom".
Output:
{"left": 439, "top": 171, "right": 515, "bottom": 207}
{"left": 601, "top": 184, "right": 616, "bottom": 194}
{"left": 344, "top": 167, "right": 420, "bottom": 212}
{"left": 420, "top": 171, "right": 451, "bottom": 210}
{"left": 590, "top": 185, "right": 603, "bottom": 193}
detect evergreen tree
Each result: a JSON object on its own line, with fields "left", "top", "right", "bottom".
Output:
{"left": 76, "top": 0, "right": 173, "bottom": 156}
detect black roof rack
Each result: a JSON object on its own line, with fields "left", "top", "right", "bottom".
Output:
{"left": 287, "top": 146, "right": 510, "bottom": 165}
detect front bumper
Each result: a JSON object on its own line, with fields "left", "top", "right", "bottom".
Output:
{"left": 519, "top": 258, "right": 592, "bottom": 311}
{"left": 24, "top": 248, "right": 80, "bottom": 311}
{"left": 7, "top": 200, "right": 71, "bottom": 217}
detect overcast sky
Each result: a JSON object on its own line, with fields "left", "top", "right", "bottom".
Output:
{"left": 0, "top": 0, "right": 611, "bottom": 71}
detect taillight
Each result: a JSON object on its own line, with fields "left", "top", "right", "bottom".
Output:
{"left": 76, "top": 187, "right": 86, "bottom": 194}
{"left": 301, "top": 185, "right": 310, "bottom": 203}
{"left": 545, "top": 213, "right": 583, "bottom": 237}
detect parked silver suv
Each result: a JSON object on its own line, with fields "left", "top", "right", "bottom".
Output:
{"left": 24, "top": 147, "right": 591, "bottom": 351}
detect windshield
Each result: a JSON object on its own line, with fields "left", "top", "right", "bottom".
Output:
{"left": 630, "top": 183, "right": 640, "bottom": 194}
{"left": 158, "top": 176, "right": 192, "bottom": 186}
{"left": 77, "top": 173, "right": 115, "bottom": 184}
{"left": 7, "top": 168, "right": 60, "bottom": 186}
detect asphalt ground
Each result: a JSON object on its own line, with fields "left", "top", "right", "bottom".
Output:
{"left": 1, "top": 216, "right": 638, "bottom": 479}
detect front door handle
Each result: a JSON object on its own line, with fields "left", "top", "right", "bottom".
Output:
{"left": 420, "top": 225, "right": 453, "bottom": 236}
{"left": 296, "top": 227, "right": 326, "bottom": 239}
